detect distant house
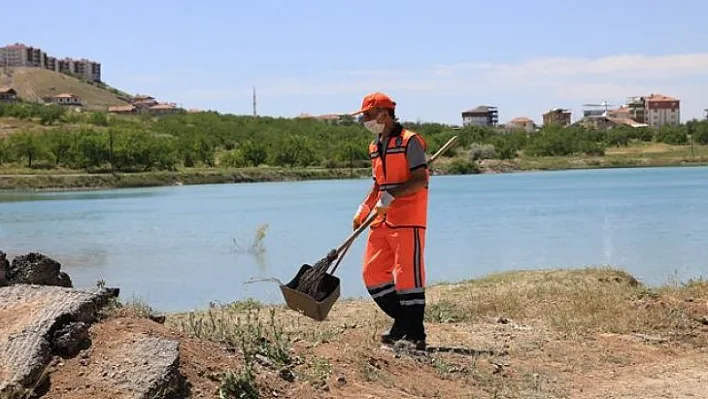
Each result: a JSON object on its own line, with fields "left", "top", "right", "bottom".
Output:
{"left": 507, "top": 117, "right": 535, "bottom": 132}
{"left": 542, "top": 108, "right": 572, "bottom": 127}
{"left": 131, "top": 94, "right": 158, "bottom": 110}
{"left": 295, "top": 112, "right": 343, "bottom": 125}
{"left": 148, "top": 103, "right": 179, "bottom": 116}
{"left": 0, "top": 87, "right": 18, "bottom": 102}
{"left": 461, "top": 106, "right": 498, "bottom": 127}
{"left": 108, "top": 104, "right": 137, "bottom": 114}
{"left": 44, "top": 93, "right": 82, "bottom": 106}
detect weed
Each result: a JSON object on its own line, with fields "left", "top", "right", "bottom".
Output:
{"left": 177, "top": 306, "right": 294, "bottom": 369}
{"left": 304, "top": 356, "right": 332, "bottom": 389}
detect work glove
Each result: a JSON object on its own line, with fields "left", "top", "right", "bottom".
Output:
{"left": 353, "top": 204, "right": 370, "bottom": 231}
{"left": 375, "top": 191, "right": 395, "bottom": 216}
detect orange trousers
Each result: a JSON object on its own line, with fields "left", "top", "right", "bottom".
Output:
{"left": 362, "top": 223, "right": 426, "bottom": 300}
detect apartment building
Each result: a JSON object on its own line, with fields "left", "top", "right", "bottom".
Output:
{"left": 0, "top": 43, "right": 45, "bottom": 68}
{"left": 542, "top": 108, "right": 572, "bottom": 127}
{"left": 645, "top": 93, "right": 680, "bottom": 128}
{"left": 0, "top": 43, "right": 102, "bottom": 82}
{"left": 461, "top": 105, "right": 498, "bottom": 127}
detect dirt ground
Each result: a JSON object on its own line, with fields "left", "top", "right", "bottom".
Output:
{"left": 41, "top": 309, "right": 708, "bottom": 397}
{"left": 21, "top": 268, "right": 708, "bottom": 398}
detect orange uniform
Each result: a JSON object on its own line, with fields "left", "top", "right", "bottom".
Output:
{"left": 358, "top": 123, "right": 429, "bottom": 343}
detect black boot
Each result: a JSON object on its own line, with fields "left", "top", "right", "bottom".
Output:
{"left": 368, "top": 283, "right": 405, "bottom": 344}
{"left": 400, "top": 297, "right": 426, "bottom": 351}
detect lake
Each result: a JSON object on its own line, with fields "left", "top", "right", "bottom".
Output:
{"left": 1, "top": 166, "right": 707, "bottom": 313}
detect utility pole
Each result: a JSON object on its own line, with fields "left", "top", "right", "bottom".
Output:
{"left": 252, "top": 86, "right": 257, "bottom": 117}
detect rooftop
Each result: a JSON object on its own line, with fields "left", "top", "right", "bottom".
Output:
{"left": 462, "top": 105, "right": 497, "bottom": 114}
{"left": 509, "top": 117, "right": 534, "bottom": 123}
{"left": 646, "top": 93, "right": 679, "bottom": 102}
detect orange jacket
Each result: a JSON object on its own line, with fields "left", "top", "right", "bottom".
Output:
{"left": 366, "top": 128, "right": 429, "bottom": 228}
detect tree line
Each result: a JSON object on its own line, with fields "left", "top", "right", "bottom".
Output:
{"left": 1, "top": 102, "right": 707, "bottom": 172}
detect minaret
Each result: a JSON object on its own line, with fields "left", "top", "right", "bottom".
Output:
{"left": 252, "top": 86, "right": 257, "bottom": 117}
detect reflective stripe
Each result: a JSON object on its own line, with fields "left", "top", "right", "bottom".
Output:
{"left": 386, "top": 146, "right": 406, "bottom": 154}
{"left": 397, "top": 287, "right": 425, "bottom": 295}
{"left": 369, "top": 152, "right": 379, "bottom": 159}
{"left": 371, "top": 286, "right": 396, "bottom": 299}
{"left": 366, "top": 281, "right": 394, "bottom": 292}
{"left": 413, "top": 227, "right": 422, "bottom": 288}
{"left": 401, "top": 299, "right": 426, "bottom": 306}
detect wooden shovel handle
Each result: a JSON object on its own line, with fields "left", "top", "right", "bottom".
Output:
{"left": 335, "top": 135, "right": 460, "bottom": 255}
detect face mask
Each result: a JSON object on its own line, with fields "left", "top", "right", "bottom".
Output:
{"left": 364, "top": 120, "right": 385, "bottom": 135}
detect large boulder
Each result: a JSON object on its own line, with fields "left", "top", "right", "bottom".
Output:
{"left": 5, "top": 252, "right": 73, "bottom": 287}
{"left": 0, "top": 251, "right": 8, "bottom": 287}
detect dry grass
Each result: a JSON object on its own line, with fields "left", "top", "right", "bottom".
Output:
{"left": 427, "top": 267, "right": 708, "bottom": 342}
{"left": 162, "top": 267, "right": 708, "bottom": 398}
{"left": 0, "top": 67, "right": 130, "bottom": 110}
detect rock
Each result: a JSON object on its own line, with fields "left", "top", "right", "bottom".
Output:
{"left": 0, "top": 251, "right": 9, "bottom": 287}
{"left": 700, "top": 316, "right": 708, "bottom": 326}
{"left": 0, "top": 285, "right": 119, "bottom": 399}
{"left": 51, "top": 321, "right": 91, "bottom": 358}
{"left": 6, "top": 252, "right": 73, "bottom": 287}
{"left": 91, "top": 334, "right": 183, "bottom": 399}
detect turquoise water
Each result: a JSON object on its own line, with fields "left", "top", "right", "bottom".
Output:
{"left": 1, "top": 166, "right": 707, "bottom": 313}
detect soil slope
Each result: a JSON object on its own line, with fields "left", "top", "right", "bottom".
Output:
{"left": 2, "top": 250, "right": 707, "bottom": 398}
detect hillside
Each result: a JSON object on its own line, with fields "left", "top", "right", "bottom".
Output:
{"left": 0, "top": 67, "right": 131, "bottom": 110}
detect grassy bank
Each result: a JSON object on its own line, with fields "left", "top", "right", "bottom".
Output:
{"left": 1, "top": 141, "right": 708, "bottom": 191}
{"left": 110, "top": 266, "right": 707, "bottom": 398}
{"left": 0, "top": 166, "right": 372, "bottom": 191}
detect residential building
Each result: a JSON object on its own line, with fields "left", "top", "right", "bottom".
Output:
{"left": 0, "top": 43, "right": 101, "bottom": 82}
{"left": 149, "top": 103, "right": 179, "bottom": 116}
{"left": 542, "top": 108, "right": 572, "bottom": 127}
{"left": 645, "top": 93, "right": 680, "bottom": 128}
{"left": 0, "top": 43, "right": 46, "bottom": 68}
{"left": 507, "top": 117, "right": 535, "bottom": 132}
{"left": 108, "top": 105, "right": 137, "bottom": 114}
{"left": 56, "top": 57, "right": 102, "bottom": 82}
{"left": 578, "top": 116, "right": 648, "bottom": 130}
{"left": 44, "top": 55, "right": 57, "bottom": 72}
{"left": 131, "top": 94, "right": 158, "bottom": 110}
{"left": 295, "top": 112, "right": 342, "bottom": 125}
{"left": 461, "top": 106, "right": 498, "bottom": 127}
{"left": 44, "top": 93, "right": 82, "bottom": 106}
{"left": 625, "top": 96, "right": 646, "bottom": 123}
{"left": 0, "top": 87, "right": 18, "bottom": 102}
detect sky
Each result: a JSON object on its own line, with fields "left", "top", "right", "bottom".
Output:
{"left": 4, "top": 0, "right": 708, "bottom": 125}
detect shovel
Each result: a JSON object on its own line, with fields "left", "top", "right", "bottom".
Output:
{"left": 280, "top": 135, "right": 460, "bottom": 321}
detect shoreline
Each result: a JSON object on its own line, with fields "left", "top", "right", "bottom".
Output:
{"left": 0, "top": 156, "right": 707, "bottom": 192}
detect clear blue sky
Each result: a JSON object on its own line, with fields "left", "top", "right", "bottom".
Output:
{"left": 5, "top": 0, "right": 708, "bottom": 124}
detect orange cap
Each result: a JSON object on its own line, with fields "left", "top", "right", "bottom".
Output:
{"left": 350, "top": 92, "right": 396, "bottom": 116}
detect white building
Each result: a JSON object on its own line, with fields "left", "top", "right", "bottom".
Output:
{"left": 461, "top": 105, "right": 498, "bottom": 127}
{"left": 645, "top": 93, "right": 680, "bottom": 128}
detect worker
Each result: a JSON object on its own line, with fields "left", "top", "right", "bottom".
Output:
{"left": 349, "top": 92, "right": 430, "bottom": 351}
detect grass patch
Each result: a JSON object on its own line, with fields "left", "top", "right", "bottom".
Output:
{"left": 427, "top": 267, "right": 708, "bottom": 343}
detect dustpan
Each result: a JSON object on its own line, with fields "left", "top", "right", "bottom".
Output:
{"left": 280, "top": 264, "right": 341, "bottom": 321}
{"left": 280, "top": 135, "right": 460, "bottom": 321}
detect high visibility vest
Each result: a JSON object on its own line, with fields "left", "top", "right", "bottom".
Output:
{"left": 368, "top": 129, "right": 429, "bottom": 228}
